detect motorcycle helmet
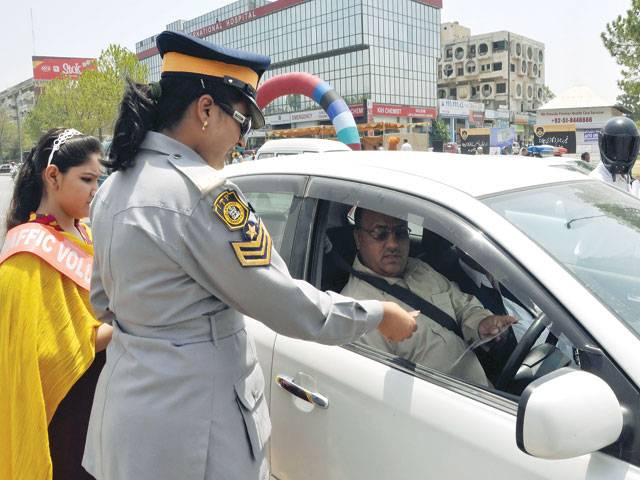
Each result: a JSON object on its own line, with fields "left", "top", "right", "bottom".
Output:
{"left": 598, "top": 116, "right": 640, "bottom": 175}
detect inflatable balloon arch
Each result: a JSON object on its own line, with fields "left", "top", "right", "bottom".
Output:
{"left": 256, "top": 72, "right": 361, "bottom": 150}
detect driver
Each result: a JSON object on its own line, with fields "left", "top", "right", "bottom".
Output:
{"left": 589, "top": 116, "right": 640, "bottom": 196}
{"left": 341, "top": 208, "right": 517, "bottom": 386}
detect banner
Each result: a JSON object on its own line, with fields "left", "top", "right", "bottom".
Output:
{"left": 459, "top": 128, "right": 490, "bottom": 155}
{"left": 533, "top": 124, "right": 576, "bottom": 153}
{"left": 32, "top": 56, "right": 96, "bottom": 81}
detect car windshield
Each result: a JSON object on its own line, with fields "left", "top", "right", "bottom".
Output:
{"left": 484, "top": 181, "right": 640, "bottom": 335}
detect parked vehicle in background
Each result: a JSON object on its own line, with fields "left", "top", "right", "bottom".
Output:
{"left": 443, "top": 142, "right": 460, "bottom": 153}
{"left": 0, "top": 164, "right": 11, "bottom": 174}
{"left": 255, "top": 138, "right": 351, "bottom": 160}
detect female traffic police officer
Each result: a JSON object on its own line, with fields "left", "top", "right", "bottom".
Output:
{"left": 82, "top": 31, "right": 417, "bottom": 479}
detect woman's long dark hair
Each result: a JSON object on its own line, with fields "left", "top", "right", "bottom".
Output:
{"left": 106, "top": 76, "right": 246, "bottom": 172}
{"left": 6, "top": 128, "right": 102, "bottom": 230}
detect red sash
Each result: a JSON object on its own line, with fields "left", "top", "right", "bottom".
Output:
{"left": 0, "top": 223, "right": 92, "bottom": 290}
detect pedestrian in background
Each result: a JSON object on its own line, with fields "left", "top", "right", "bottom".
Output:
{"left": 0, "top": 128, "right": 112, "bottom": 480}
{"left": 400, "top": 138, "right": 413, "bottom": 151}
{"left": 83, "top": 31, "right": 417, "bottom": 480}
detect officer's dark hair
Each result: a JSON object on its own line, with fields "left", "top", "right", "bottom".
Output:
{"left": 106, "top": 76, "right": 246, "bottom": 172}
{"left": 6, "top": 128, "right": 102, "bottom": 230}
{"left": 580, "top": 152, "right": 590, "bottom": 161}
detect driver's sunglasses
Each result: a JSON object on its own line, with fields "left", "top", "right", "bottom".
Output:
{"left": 358, "top": 225, "right": 411, "bottom": 242}
{"left": 214, "top": 100, "right": 252, "bottom": 140}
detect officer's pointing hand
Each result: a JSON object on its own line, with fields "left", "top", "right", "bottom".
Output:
{"left": 377, "top": 302, "right": 419, "bottom": 342}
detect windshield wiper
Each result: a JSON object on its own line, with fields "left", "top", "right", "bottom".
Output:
{"left": 566, "top": 214, "right": 607, "bottom": 229}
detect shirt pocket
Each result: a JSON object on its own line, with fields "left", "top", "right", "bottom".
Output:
{"left": 235, "top": 362, "right": 272, "bottom": 459}
{"left": 430, "top": 292, "right": 457, "bottom": 322}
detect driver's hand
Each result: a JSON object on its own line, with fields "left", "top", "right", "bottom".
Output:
{"left": 478, "top": 315, "right": 517, "bottom": 341}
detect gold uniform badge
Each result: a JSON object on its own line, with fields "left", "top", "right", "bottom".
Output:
{"left": 231, "top": 219, "right": 272, "bottom": 267}
{"left": 214, "top": 190, "right": 249, "bottom": 231}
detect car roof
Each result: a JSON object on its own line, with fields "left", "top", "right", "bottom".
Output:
{"left": 257, "top": 138, "right": 352, "bottom": 152}
{"left": 224, "top": 151, "right": 592, "bottom": 197}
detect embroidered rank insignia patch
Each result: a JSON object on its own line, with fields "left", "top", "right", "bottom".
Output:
{"left": 214, "top": 190, "right": 249, "bottom": 231}
{"left": 231, "top": 219, "right": 272, "bottom": 267}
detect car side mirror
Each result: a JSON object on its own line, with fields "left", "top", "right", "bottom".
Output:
{"left": 516, "top": 368, "right": 623, "bottom": 459}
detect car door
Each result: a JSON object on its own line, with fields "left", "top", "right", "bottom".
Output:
{"left": 268, "top": 175, "right": 640, "bottom": 480}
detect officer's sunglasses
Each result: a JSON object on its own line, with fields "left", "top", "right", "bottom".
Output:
{"left": 214, "top": 100, "right": 252, "bottom": 140}
{"left": 357, "top": 225, "right": 411, "bottom": 242}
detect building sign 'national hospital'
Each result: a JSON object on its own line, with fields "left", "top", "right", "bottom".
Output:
{"left": 138, "top": 0, "right": 443, "bottom": 61}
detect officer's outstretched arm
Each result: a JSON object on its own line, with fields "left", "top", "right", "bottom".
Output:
{"left": 181, "top": 187, "right": 384, "bottom": 345}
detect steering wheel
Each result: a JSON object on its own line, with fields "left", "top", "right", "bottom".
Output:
{"left": 494, "top": 312, "right": 548, "bottom": 391}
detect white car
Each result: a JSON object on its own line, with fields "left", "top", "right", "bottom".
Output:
{"left": 255, "top": 138, "right": 351, "bottom": 160}
{"left": 224, "top": 151, "right": 640, "bottom": 480}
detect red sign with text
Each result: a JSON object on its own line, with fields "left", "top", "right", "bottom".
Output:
{"left": 32, "top": 56, "right": 96, "bottom": 81}
{"left": 372, "top": 103, "right": 437, "bottom": 119}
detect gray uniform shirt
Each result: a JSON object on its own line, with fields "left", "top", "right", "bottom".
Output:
{"left": 83, "top": 132, "right": 382, "bottom": 480}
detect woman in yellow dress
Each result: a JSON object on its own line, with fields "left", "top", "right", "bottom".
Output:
{"left": 0, "top": 128, "right": 112, "bottom": 479}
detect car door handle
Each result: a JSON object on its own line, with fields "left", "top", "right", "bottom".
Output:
{"left": 275, "top": 375, "right": 329, "bottom": 409}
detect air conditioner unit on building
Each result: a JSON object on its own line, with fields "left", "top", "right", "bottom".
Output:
{"left": 458, "top": 86, "right": 469, "bottom": 99}
{"left": 481, "top": 82, "right": 495, "bottom": 99}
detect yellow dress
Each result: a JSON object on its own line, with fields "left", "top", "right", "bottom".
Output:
{"left": 0, "top": 226, "right": 100, "bottom": 480}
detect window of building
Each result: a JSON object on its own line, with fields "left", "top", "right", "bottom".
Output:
{"left": 510, "top": 63, "right": 516, "bottom": 72}
{"left": 496, "top": 83, "right": 507, "bottom": 94}
{"left": 449, "top": 88, "right": 457, "bottom": 97}
{"left": 445, "top": 47, "right": 453, "bottom": 59}
{"left": 481, "top": 63, "right": 491, "bottom": 72}
{"left": 466, "top": 60, "right": 476, "bottom": 74}
{"left": 478, "top": 43, "right": 489, "bottom": 55}
{"left": 455, "top": 46, "right": 465, "bottom": 60}
{"left": 492, "top": 40, "right": 507, "bottom": 51}
{"left": 457, "top": 67, "right": 464, "bottom": 76}
{"left": 468, "top": 45, "right": 476, "bottom": 58}
{"left": 492, "top": 62, "right": 503, "bottom": 71}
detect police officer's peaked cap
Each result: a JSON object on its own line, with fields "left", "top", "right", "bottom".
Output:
{"left": 156, "top": 30, "right": 271, "bottom": 129}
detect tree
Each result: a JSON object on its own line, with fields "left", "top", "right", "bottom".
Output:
{"left": 602, "top": 0, "right": 640, "bottom": 120}
{"left": 540, "top": 85, "right": 555, "bottom": 105}
{"left": 0, "top": 108, "right": 18, "bottom": 161}
{"left": 430, "top": 119, "right": 451, "bottom": 143}
{"left": 25, "top": 44, "right": 148, "bottom": 140}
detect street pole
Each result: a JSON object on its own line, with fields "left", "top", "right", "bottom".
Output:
{"left": 14, "top": 93, "right": 23, "bottom": 163}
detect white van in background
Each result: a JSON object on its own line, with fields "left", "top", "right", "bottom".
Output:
{"left": 255, "top": 138, "right": 351, "bottom": 160}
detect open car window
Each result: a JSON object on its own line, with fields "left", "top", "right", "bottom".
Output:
{"left": 304, "top": 176, "right": 595, "bottom": 399}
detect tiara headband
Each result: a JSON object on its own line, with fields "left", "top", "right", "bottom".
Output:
{"left": 47, "top": 129, "right": 83, "bottom": 167}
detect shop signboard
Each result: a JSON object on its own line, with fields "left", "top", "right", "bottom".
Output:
{"left": 32, "top": 56, "right": 96, "bottom": 81}
{"left": 536, "top": 108, "right": 617, "bottom": 129}
{"left": 372, "top": 103, "right": 437, "bottom": 118}
{"left": 533, "top": 124, "right": 577, "bottom": 153}
{"left": 438, "top": 99, "right": 484, "bottom": 118}
{"left": 583, "top": 128, "right": 600, "bottom": 143}
{"left": 459, "top": 127, "right": 490, "bottom": 155}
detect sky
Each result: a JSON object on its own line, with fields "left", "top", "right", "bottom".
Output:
{"left": 0, "top": 0, "right": 633, "bottom": 102}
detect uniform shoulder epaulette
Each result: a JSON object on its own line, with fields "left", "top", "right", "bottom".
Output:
{"left": 167, "top": 153, "right": 225, "bottom": 195}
